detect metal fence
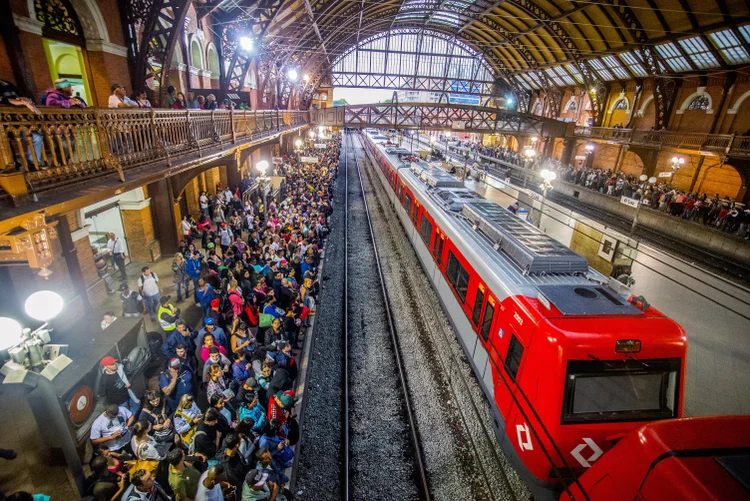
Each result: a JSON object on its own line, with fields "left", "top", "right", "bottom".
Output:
{"left": 0, "top": 107, "right": 309, "bottom": 195}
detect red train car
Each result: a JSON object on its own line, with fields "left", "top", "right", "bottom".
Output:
{"left": 360, "top": 131, "right": 689, "bottom": 500}
{"left": 560, "top": 416, "right": 750, "bottom": 501}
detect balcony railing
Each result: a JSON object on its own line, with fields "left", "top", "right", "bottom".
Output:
{"left": 0, "top": 108, "right": 308, "bottom": 203}
{"left": 573, "top": 126, "right": 750, "bottom": 157}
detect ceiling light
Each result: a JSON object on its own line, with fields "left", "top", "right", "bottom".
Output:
{"left": 287, "top": 69, "right": 298, "bottom": 81}
{"left": 239, "top": 37, "right": 253, "bottom": 52}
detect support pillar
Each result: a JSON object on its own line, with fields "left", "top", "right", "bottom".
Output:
{"left": 227, "top": 155, "right": 243, "bottom": 191}
{"left": 560, "top": 138, "right": 576, "bottom": 166}
{"left": 121, "top": 195, "right": 160, "bottom": 262}
{"left": 147, "top": 178, "right": 178, "bottom": 256}
{"left": 184, "top": 178, "right": 201, "bottom": 216}
{"left": 689, "top": 157, "right": 707, "bottom": 192}
{"left": 629, "top": 148, "right": 659, "bottom": 177}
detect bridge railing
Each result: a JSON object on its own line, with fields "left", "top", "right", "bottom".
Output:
{"left": 0, "top": 108, "right": 309, "bottom": 202}
{"left": 574, "top": 126, "right": 748, "bottom": 156}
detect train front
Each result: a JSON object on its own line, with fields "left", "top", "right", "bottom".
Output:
{"left": 507, "top": 288, "right": 688, "bottom": 499}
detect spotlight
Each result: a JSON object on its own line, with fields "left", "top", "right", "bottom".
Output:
{"left": 239, "top": 37, "right": 253, "bottom": 52}
{"left": 287, "top": 69, "right": 299, "bottom": 81}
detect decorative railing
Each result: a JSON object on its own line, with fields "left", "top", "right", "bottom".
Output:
{"left": 573, "top": 126, "right": 750, "bottom": 157}
{"left": 0, "top": 108, "right": 308, "bottom": 202}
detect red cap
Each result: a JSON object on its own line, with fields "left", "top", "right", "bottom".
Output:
{"left": 211, "top": 298, "right": 220, "bottom": 308}
{"left": 100, "top": 356, "right": 116, "bottom": 367}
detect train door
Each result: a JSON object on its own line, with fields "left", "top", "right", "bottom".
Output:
{"left": 433, "top": 229, "right": 446, "bottom": 269}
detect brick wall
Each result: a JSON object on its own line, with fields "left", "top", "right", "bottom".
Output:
{"left": 87, "top": 51, "right": 131, "bottom": 107}
{"left": 121, "top": 205, "right": 156, "bottom": 262}
{"left": 98, "top": 0, "right": 126, "bottom": 46}
{"left": 19, "top": 31, "right": 51, "bottom": 99}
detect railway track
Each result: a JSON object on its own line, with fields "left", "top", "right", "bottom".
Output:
{"left": 343, "top": 132, "right": 429, "bottom": 500}
{"left": 352, "top": 132, "right": 530, "bottom": 501}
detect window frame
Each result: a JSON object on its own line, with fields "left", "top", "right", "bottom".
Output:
{"left": 419, "top": 213, "right": 433, "bottom": 246}
{"left": 480, "top": 298, "right": 495, "bottom": 342}
{"left": 446, "top": 250, "right": 470, "bottom": 302}
{"left": 472, "top": 286, "right": 485, "bottom": 325}
{"left": 505, "top": 334, "right": 524, "bottom": 382}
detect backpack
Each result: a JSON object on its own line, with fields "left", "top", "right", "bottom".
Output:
{"left": 188, "top": 430, "right": 206, "bottom": 455}
{"left": 122, "top": 346, "right": 149, "bottom": 377}
{"left": 258, "top": 313, "right": 274, "bottom": 328}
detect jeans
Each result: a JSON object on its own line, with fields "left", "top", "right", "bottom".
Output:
{"left": 123, "top": 396, "right": 140, "bottom": 416}
{"left": 144, "top": 293, "right": 160, "bottom": 319}
{"left": 176, "top": 278, "right": 190, "bottom": 300}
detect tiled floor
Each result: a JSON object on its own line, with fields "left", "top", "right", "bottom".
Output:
{"left": 0, "top": 254, "right": 200, "bottom": 500}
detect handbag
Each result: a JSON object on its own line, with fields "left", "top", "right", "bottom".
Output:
{"left": 259, "top": 313, "right": 274, "bottom": 328}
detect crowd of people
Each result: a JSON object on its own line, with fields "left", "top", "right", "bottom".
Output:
{"left": 79, "top": 134, "right": 341, "bottom": 501}
{"left": 544, "top": 160, "right": 750, "bottom": 238}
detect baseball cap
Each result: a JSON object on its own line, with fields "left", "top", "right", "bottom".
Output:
{"left": 169, "top": 358, "right": 181, "bottom": 369}
{"left": 118, "top": 283, "right": 129, "bottom": 291}
{"left": 100, "top": 356, "right": 116, "bottom": 367}
{"left": 205, "top": 317, "right": 216, "bottom": 326}
{"left": 54, "top": 78, "right": 71, "bottom": 89}
{"left": 245, "top": 377, "right": 259, "bottom": 390}
{"left": 277, "top": 393, "right": 294, "bottom": 408}
{"left": 246, "top": 469, "right": 268, "bottom": 487}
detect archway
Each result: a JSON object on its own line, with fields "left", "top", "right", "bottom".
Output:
{"left": 190, "top": 37, "right": 204, "bottom": 69}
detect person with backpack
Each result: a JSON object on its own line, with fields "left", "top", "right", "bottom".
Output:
{"left": 174, "top": 394, "right": 203, "bottom": 447}
{"left": 121, "top": 469, "right": 170, "bottom": 501}
{"left": 138, "top": 267, "right": 161, "bottom": 321}
{"left": 198, "top": 317, "right": 228, "bottom": 351}
{"left": 192, "top": 409, "right": 222, "bottom": 460}
{"left": 216, "top": 434, "right": 248, "bottom": 492}
{"left": 162, "top": 358, "right": 195, "bottom": 415}
{"left": 186, "top": 251, "right": 203, "bottom": 301}
{"left": 100, "top": 356, "right": 141, "bottom": 415}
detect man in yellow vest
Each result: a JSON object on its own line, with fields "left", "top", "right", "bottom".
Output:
{"left": 158, "top": 296, "right": 180, "bottom": 333}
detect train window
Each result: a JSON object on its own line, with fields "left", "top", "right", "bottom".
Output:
{"left": 419, "top": 216, "right": 433, "bottom": 246}
{"left": 404, "top": 193, "right": 412, "bottom": 213}
{"left": 562, "top": 358, "right": 681, "bottom": 424}
{"left": 472, "top": 288, "right": 485, "bottom": 325}
{"left": 435, "top": 236, "right": 445, "bottom": 265}
{"left": 480, "top": 301, "right": 495, "bottom": 341}
{"left": 505, "top": 335, "right": 524, "bottom": 382}
{"left": 446, "top": 251, "right": 470, "bottom": 301}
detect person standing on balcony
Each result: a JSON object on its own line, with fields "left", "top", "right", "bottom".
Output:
{"left": 173, "top": 92, "right": 187, "bottom": 110}
{"left": 136, "top": 91, "right": 152, "bottom": 108}
{"left": 41, "top": 79, "right": 85, "bottom": 108}
{"left": 186, "top": 92, "right": 200, "bottom": 109}
{"left": 205, "top": 94, "right": 218, "bottom": 110}
{"left": 107, "top": 232, "right": 128, "bottom": 280}
{"left": 164, "top": 85, "right": 177, "bottom": 108}
{"left": 108, "top": 84, "right": 138, "bottom": 108}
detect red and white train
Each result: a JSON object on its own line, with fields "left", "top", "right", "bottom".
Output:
{"left": 357, "top": 130, "right": 709, "bottom": 500}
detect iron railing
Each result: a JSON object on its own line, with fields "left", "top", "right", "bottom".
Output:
{"left": 0, "top": 107, "right": 309, "bottom": 196}
{"left": 573, "top": 126, "right": 750, "bottom": 157}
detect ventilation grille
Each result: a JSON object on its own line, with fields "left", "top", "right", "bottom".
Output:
{"left": 462, "top": 202, "right": 589, "bottom": 275}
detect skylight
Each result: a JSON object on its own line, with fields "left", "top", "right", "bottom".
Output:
{"left": 655, "top": 42, "right": 692, "bottom": 72}
{"left": 587, "top": 58, "right": 615, "bottom": 81}
{"left": 619, "top": 51, "right": 648, "bottom": 77}
{"left": 708, "top": 29, "right": 750, "bottom": 65}
{"left": 545, "top": 68, "right": 565, "bottom": 87}
{"left": 678, "top": 36, "right": 720, "bottom": 69}
{"left": 515, "top": 75, "right": 532, "bottom": 90}
{"left": 601, "top": 55, "right": 631, "bottom": 80}
{"left": 565, "top": 63, "right": 584, "bottom": 84}
{"left": 554, "top": 66, "right": 576, "bottom": 86}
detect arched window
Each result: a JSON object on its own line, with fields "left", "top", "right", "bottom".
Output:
{"left": 688, "top": 95, "right": 710, "bottom": 110}
{"left": 190, "top": 38, "right": 203, "bottom": 69}
{"left": 206, "top": 44, "right": 220, "bottom": 76}
{"left": 35, "top": 0, "right": 82, "bottom": 36}
{"left": 614, "top": 99, "right": 628, "bottom": 110}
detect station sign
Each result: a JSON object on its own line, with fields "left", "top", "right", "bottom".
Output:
{"left": 574, "top": 155, "right": 586, "bottom": 160}
{"left": 300, "top": 156, "right": 319, "bottom": 163}
{"left": 658, "top": 171, "right": 673, "bottom": 178}
{"left": 313, "top": 143, "right": 327, "bottom": 149}
{"left": 620, "top": 196, "right": 639, "bottom": 208}
{"left": 272, "top": 157, "right": 283, "bottom": 164}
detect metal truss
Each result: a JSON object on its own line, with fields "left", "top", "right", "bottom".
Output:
{"left": 119, "top": 0, "right": 191, "bottom": 104}
{"left": 312, "top": 103, "right": 568, "bottom": 137}
{"left": 331, "top": 74, "right": 494, "bottom": 96}
{"left": 219, "top": 0, "right": 285, "bottom": 91}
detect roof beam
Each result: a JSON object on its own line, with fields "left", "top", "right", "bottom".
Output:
{"left": 508, "top": 3, "right": 588, "bottom": 41}
{"left": 302, "top": 0, "right": 331, "bottom": 65}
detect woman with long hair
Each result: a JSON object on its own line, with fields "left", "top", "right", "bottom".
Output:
{"left": 173, "top": 394, "right": 202, "bottom": 446}
{"left": 171, "top": 252, "right": 189, "bottom": 302}
{"left": 139, "top": 391, "right": 175, "bottom": 447}
{"left": 171, "top": 92, "right": 186, "bottom": 109}
{"left": 199, "top": 333, "right": 227, "bottom": 362}
{"left": 130, "top": 419, "right": 169, "bottom": 460}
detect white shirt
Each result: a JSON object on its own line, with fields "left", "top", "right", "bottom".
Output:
{"left": 90, "top": 407, "right": 132, "bottom": 451}
{"left": 138, "top": 272, "right": 160, "bottom": 297}
{"left": 123, "top": 95, "right": 140, "bottom": 108}
{"left": 181, "top": 219, "right": 192, "bottom": 235}
{"left": 107, "top": 237, "right": 126, "bottom": 255}
{"left": 200, "top": 195, "right": 209, "bottom": 209}
{"left": 195, "top": 471, "right": 224, "bottom": 501}
{"left": 101, "top": 317, "right": 116, "bottom": 330}
{"left": 108, "top": 94, "right": 124, "bottom": 108}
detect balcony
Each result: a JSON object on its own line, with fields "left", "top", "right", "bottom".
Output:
{"left": 573, "top": 126, "right": 750, "bottom": 157}
{"left": 0, "top": 108, "right": 309, "bottom": 208}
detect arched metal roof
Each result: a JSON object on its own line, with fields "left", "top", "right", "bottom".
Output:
{"left": 204, "top": 0, "right": 750, "bottom": 98}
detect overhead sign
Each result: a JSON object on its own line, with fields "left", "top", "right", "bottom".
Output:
{"left": 574, "top": 155, "right": 586, "bottom": 160}
{"left": 313, "top": 143, "right": 327, "bottom": 149}
{"left": 272, "top": 157, "right": 283, "bottom": 164}
{"left": 658, "top": 171, "right": 673, "bottom": 178}
{"left": 300, "top": 156, "right": 319, "bottom": 163}
{"left": 620, "top": 196, "right": 639, "bottom": 208}
{"left": 451, "top": 121, "right": 466, "bottom": 130}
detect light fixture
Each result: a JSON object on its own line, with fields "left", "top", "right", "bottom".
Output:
{"left": 239, "top": 36, "right": 253, "bottom": 52}
{"left": 0, "top": 317, "right": 23, "bottom": 351}
{"left": 24, "top": 290, "right": 63, "bottom": 322}
{"left": 649, "top": 176, "right": 657, "bottom": 184}
{"left": 287, "top": 69, "right": 299, "bottom": 81}
{"left": 295, "top": 139, "right": 303, "bottom": 148}
{"left": 585, "top": 144, "right": 594, "bottom": 154}
{"left": 256, "top": 160, "right": 269, "bottom": 176}
{"left": 506, "top": 97, "right": 513, "bottom": 106}
{"left": 531, "top": 136, "right": 538, "bottom": 143}
{"left": 310, "top": 131, "right": 316, "bottom": 139}
{"left": 639, "top": 174, "right": 648, "bottom": 182}
{"left": 591, "top": 88, "right": 597, "bottom": 95}
{"left": 541, "top": 169, "right": 557, "bottom": 182}
{"left": 303, "top": 74, "right": 310, "bottom": 82}
{"left": 524, "top": 148, "right": 536, "bottom": 159}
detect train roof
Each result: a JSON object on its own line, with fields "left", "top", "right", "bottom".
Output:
{"left": 365, "top": 132, "right": 649, "bottom": 317}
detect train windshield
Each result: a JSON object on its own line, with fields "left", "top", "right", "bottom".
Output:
{"left": 562, "top": 358, "right": 680, "bottom": 424}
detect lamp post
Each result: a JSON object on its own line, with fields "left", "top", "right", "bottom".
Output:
{"left": 631, "top": 174, "right": 657, "bottom": 235}
{"left": 538, "top": 169, "right": 556, "bottom": 228}
{"left": 0, "top": 290, "right": 64, "bottom": 371}
{"left": 256, "top": 160, "right": 269, "bottom": 222}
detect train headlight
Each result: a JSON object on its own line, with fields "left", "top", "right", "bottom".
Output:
{"left": 616, "top": 339, "right": 642, "bottom": 353}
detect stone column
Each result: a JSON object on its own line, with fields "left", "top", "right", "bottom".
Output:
{"left": 146, "top": 178, "right": 178, "bottom": 255}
